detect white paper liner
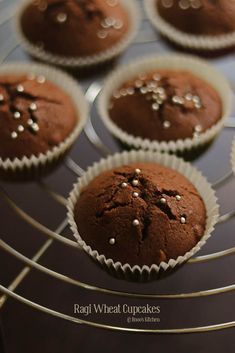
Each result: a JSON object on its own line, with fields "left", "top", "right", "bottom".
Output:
{"left": 15, "top": 0, "right": 140, "bottom": 68}
{"left": 0, "top": 62, "right": 88, "bottom": 175}
{"left": 231, "top": 137, "right": 235, "bottom": 175}
{"left": 144, "top": 0, "right": 235, "bottom": 51}
{"left": 67, "top": 150, "right": 219, "bottom": 281}
{"left": 98, "top": 54, "right": 232, "bottom": 153}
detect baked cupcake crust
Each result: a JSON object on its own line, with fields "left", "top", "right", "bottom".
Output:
{"left": 74, "top": 163, "right": 206, "bottom": 266}
{"left": 108, "top": 69, "right": 222, "bottom": 142}
{"left": 20, "top": 0, "right": 130, "bottom": 57}
{"left": 157, "top": 0, "right": 235, "bottom": 36}
{"left": 0, "top": 74, "right": 77, "bottom": 160}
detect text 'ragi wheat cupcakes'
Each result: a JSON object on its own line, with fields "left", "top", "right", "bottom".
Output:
{"left": 16, "top": 0, "right": 140, "bottom": 68}
{"left": 145, "top": 0, "right": 235, "bottom": 50}
{"left": 0, "top": 63, "right": 88, "bottom": 181}
{"left": 67, "top": 150, "right": 219, "bottom": 281}
{"left": 98, "top": 54, "right": 232, "bottom": 153}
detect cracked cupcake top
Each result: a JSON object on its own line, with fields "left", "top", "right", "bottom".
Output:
{"left": 0, "top": 74, "right": 77, "bottom": 160}
{"left": 157, "top": 0, "right": 235, "bottom": 36}
{"left": 20, "top": 0, "right": 130, "bottom": 57}
{"left": 108, "top": 69, "right": 222, "bottom": 142}
{"left": 74, "top": 163, "right": 206, "bottom": 266}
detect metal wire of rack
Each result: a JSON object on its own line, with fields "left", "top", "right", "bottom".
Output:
{"left": 0, "top": 0, "right": 235, "bottom": 338}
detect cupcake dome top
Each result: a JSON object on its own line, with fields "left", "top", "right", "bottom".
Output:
{"left": 0, "top": 73, "right": 77, "bottom": 160}
{"left": 74, "top": 163, "right": 206, "bottom": 267}
{"left": 20, "top": 0, "right": 130, "bottom": 57}
{"left": 157, "top": 0, "right": 235, "bottom": 36}
{"left": 108, "top": 69, "right": 222, "bottom": 142}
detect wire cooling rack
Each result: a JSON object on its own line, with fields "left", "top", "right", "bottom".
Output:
{"left": 1, "top": 0, "right": 235, "bottom": 343}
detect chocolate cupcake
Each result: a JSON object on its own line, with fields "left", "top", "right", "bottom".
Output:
{"left": 67, "top": 150, "right": 219, "bottom": 281}
{"left": 17, "top": 0, "right": 140, "bottom": 67}
{"left": 74, "top": 163, "right": 206, "bottom": 266}
{"left": 0, "top": 63, "right": 88, "bottom": 179}
{"left": 108, "top": 69, "right": 222, "bottom": 142}
{"left": 0, "top": 74, "right": 77, "bottom": 160}
{"left": 145, "top": 0, "right": 235, "bottom": 50}
{"left": 98, "top": 55, "right": 232, "bottom": 152}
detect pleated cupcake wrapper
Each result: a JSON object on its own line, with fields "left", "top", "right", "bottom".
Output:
{"left": 98, "top": 54, "right": 232, "bottom": 153}
{"left": 231, "top": 137, "right": 235, "bottom": 175}
{"left": 144, "top": 0, "right": 235, "bottom": 51}
{"left": 0, "top": 62, "right": 88, "bottom": 174}
{"left": 15, "top": 0, "right": 140, "bottom": 68}
{"left": 67, "top": 150, "right": 219, "bottom": 282}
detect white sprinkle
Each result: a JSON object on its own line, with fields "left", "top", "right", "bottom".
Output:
{"left": 153, "top": 73, "right": 161, "bottom": 81}
{"left": 109, "top": 238, "right": 116, "bottom": 245}
{"left": 0, "top": 94, "right": 4, "bottom": 102}
{"left": 106, "top": 17, "right": 116, "bottom": 26}
{"left": 37, "top": 75, "right": 46, "bottom": 84}
{"left": 135, "top": 80, "right": 143, "bottom": 88}
{"left": 27, "top": 119, "right": 34, "bottom": 126}
{"left": 113, "top": 91, "right": 121, "bottom": 99}
{"left": 56, "top": 13, "right": 67, "bottom": 23}
{"left": 18, "top": 125, "right": 24, "bottom": 133}
{"left": 132, "top": 179, "right": 139, "bottom": 186}
{"left": 172, "top": 95, "right": 184, "bottom": 105}
{"left": 162, "top": 0, "right": 174, "bottom": 8}
{"left": 155, "top": 87, "right": 165, "bottom": 95}
{"left": 160, "top": 197, "right": 166, "bottom": 204}
{"left": 97, "top": 30, "right": 108, "bottom": 39}
{"left": 163, "top": 121, "right": 171, "bottom": 129}
{"left": 31, "top": 123, "right": 39, "bottom": 132}
{"left": 176, "top": 195, "right": 181, "bottom": 201}
{"left": 101, "top": 20, "right": 109, "bottom": 29}
{"left": 179, "top": 0, "right": 190, "bottom": 10}
{"left": 133, "top": 219, "right": 140, "bottom": 226}
{"left": 135, "top": 168, "right": 141, "bottom": 174}
{"left": 156, "top": 98, "right": 163, "bottom": 105}
{"left": 11, "top": 131, "right": 18, "bottom": 139}
{"left": 16, "top": 84, "right": 24, "bottom": 93}
{"left": 140, "top": 87, "right": 148, "bottom": 94}
{"left": 127, "top": 87, "right": 135, "bottom": 95}
{"left": 152, "top": 103, "right": 159, "bottom": 111}
{"left": 180, "top": 217, "right": 186, "bottom": 224}
{"left": 147, "top": 81, "right": 157, "bottom": 89}
{"left": 14, "top": 112, "right": 21, "bottom": 119}
{"left": 185, "top": 93, "right": 193, "bottom": 101}
{"left": 120, "top": 88, "right": 128, "bottom": 97}
{"left": 194, "top": 132, "right": 200, "bottom": 139}
{"left": 195, "top": 125, "right": 202, "bottom": 133}
{"left": 114, "top": 19, "right": 123, "bottom": 30}
{"left": 195, "top": 102, "right": 202, "bottom": 109}
{"left": 121, "top": 182, "right": 128, "bottom": 188}
{"left": 193, "top": 95, "right": 200, "bottom": 104}
{"left": 191, "top": 0, "right": 202, "bottom": 9}
{"left": 133, "top": 192, "right": 139, "bottom": 198}
{"left": 29, "top": 103, "right": 37, "bottom": 111}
